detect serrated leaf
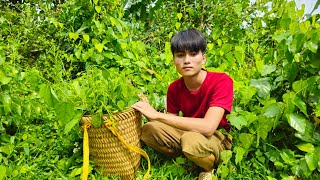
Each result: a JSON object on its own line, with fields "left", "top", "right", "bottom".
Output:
{"left": 94, "top": 43, "right": 104, "bottom": 53}
{"left": 287, "top": 113, "right": 306, "bottom": 133}
{"left": 293, "top": 96, "right": 308, "bottom": 116}
{"left": 261, "top": 65, "right": 276, "bottom": 76}
{"left": 227, "top": 114, "right": 247, "bottom": 130}
{"left": 296, "top": 143, "right": 315, "bottom": 153}
{"left": 83, "top": 34, "right": 90, "bottom": 42}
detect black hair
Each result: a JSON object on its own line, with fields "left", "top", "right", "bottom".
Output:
{"left": 170, "top": 28, "right": 207, "bottom": 55}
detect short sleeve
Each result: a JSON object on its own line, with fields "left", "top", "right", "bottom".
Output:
{"left": 209, "top": 74, "right": 233, "bottom": 113}
{"left": 167, "top": 83, "right": 180, "bottom": 114}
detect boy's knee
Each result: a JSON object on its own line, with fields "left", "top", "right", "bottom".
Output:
{"left": 180, "top": 132, "right": 209, "bottom": 157}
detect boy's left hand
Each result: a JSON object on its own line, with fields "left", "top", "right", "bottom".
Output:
{"left": 132, "top": 101, "right": 159, "bottom": 121}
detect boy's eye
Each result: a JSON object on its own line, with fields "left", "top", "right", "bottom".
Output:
{"left": 190, "top": 51, "right": 198, "bottom": 56}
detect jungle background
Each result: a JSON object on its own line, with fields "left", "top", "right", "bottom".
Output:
{"left": 1, "top": 0, "right": 320, "bottom": 179}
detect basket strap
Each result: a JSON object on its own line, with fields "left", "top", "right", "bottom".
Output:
{"left": 82, "top": 123, "right": 90, "bottom": 180}
{"left": 105, "top": 122, "right": 151, "bottom": 180}
{"left": 81, "top": 122, "right": 151, "bottom": 180}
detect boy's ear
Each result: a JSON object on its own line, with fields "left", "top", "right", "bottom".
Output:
{"left": 202, "top": 54, "right": 206, "bottom": 65}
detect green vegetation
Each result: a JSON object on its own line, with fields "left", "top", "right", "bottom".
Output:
{"left": 0, "top": 0, "right": 320, "bottom": 179}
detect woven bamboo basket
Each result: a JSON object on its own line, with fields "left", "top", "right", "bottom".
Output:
{"left": 81, "top": 108, "right": 144, "bottom": 179}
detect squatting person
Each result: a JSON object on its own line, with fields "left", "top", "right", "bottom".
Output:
{"left": 132, "top": 28, "right": 233, "bottom": 180}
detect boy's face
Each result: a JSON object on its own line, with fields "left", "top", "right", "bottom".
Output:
{"left": 173, "top": 50, "right": 206, "bottom": 77}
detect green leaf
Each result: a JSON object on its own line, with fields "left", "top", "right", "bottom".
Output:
{"left": 272, "top": 31, "right": 290, "bottom": 43}
{"left": 0, "top": 165, "right": 6, "bottom": 180}
{"left": 177, "top": 13, "right": 182, "bottom": 20}
{"left": 305, "top": 153, "right": 317, "bottom": 171}
{"left": 95, "top": 6, "right": 101, "bottom": 13}
{"left": 305, "top": 41, "right": 318, "bottom": 53}
{"left": 235, "top": 146, "right": 246, "bottom": 164}
{"left": 296, "top": 143, "right": 315, "bottom": 153}
{"left": 299, "top": 158, "right": 312, "bottom": 177}
{"left": 94, "top": 43, "right": 104, "bottom": 53}
{"left": 264, "top": 103, "right": 281, "bottom": 118}
{"left": 64, "top": 111, "right": 83, "bottom": 134}
{"left": 250, "top": 78, "right": 272, "bottom": 99}
{"left": 93, "top": 0, "right": 98, "bottom": 5}
{"left": 287, "top": 113, "right": 306, "bottom": 133}
{"left": 250, "top": 42, "right": 259, "bottom": 51}
{"left": 175, "top": 157, "right": 185, "bottom": 165}
{"left": 91, "top": 110, "right": 103, "bottom": 128}
{"left": 55, "top": 102, "right": 77, "bottom": 126}
{"left": 289, "top": 33, "right": 306, "bottom": 53}
{"left": 117, "top": 100, "right": 125, "bottom": 110}
{"left": 83, "top": 34, "right": 90, "bottom": 42}
{"left": 220, "top": 150, "right": 232, "bottom": 164}
{"left": 261, "top": 65, "right": 276, "bottom": 76}
{"left": 293, "top": 96, "right": 308, "bottom": 116}
{"left": 68, "top": 32, "right": 79, "bottom": 40}
{"left": 0, "top": 95, "right": 12, "bottom": 115}
{"left": 227, "top": 114, "right": 247, "bottom": 130}
{"left": 239, "top": 133, "right": 255, "bottom": 149}
{"left": 39, "top": 84, "right": 59, "bottom": 108}
{"left": 0, "top": 69, "right": 11, "bottom": 85}
{"left": 282, "top": 92, "right": 296, "bottom": 114}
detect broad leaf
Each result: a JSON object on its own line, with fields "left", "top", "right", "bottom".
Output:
{"left": 296, "top": 143, "right": 315, "bottom": 153}
{"left": 0, "top": 165, "right": 6, "bottom": 180}
{"left": 305, "top": 153, "right": 317, "bottom": 171}
{"left": 261, "top": 65, "right": 276, "bottom": 76}
{"left": 250, "top": 78, "right": 272, "bottom": 99}
{"left": 235, "top": 146, "right": 246, "bottom": 164}
{"left": 293, "top": 96, "right": 308, "bottom": 117}
{"left": 220, "top": 150, "right": 232, "bottom": 164}
{"left": 64, "top": 111, "right": 83, "bottom": 134}
{"left": 239, "top": 133, "right": 255, "bottom": 149}
{"left": 39, "top": 84, "right": 59, "bottom": 108}
{"left": 264, "top": 103, "right": 281, "bottom": 118}
{"left": 287, "top": 113, "right": 306, "bottom": 133}
{"left": 227, "top": 114, "right": 247, "bottom": 130}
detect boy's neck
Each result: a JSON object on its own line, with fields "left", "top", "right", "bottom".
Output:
{"left": 183, "top": 70, "right": 207, "bottom": 91}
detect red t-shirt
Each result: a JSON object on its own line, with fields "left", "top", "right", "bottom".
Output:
{"left": 167, "top": 71, "right": 233, "bottom": 131}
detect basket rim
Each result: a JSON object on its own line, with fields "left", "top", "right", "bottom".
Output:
{"left": 80, "top": 108, "right": 140, "bottom": 125}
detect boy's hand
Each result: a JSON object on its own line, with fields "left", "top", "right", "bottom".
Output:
{"left": 132, "top": 101, "right": 159, "bottom": 121}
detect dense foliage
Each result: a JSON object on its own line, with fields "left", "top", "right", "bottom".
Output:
{"left": 0, "top": 0, "right": 320, "bottom": 179}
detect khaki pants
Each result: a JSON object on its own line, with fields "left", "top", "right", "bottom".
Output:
{"left": 141, "top": 121, "right": 232, "bottom": 168}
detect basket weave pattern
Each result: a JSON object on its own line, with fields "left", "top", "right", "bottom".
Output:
{"left": 81, "top": 108, "right": 142, "bottom": 179}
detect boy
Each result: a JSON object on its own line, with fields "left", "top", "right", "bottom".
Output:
{"left": 132, "top": 28, "right": 233, "bottom": 180}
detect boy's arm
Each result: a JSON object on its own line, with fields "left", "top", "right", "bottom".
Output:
{"left": 132, "top": 101, "right": 224, "bottom": 137}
